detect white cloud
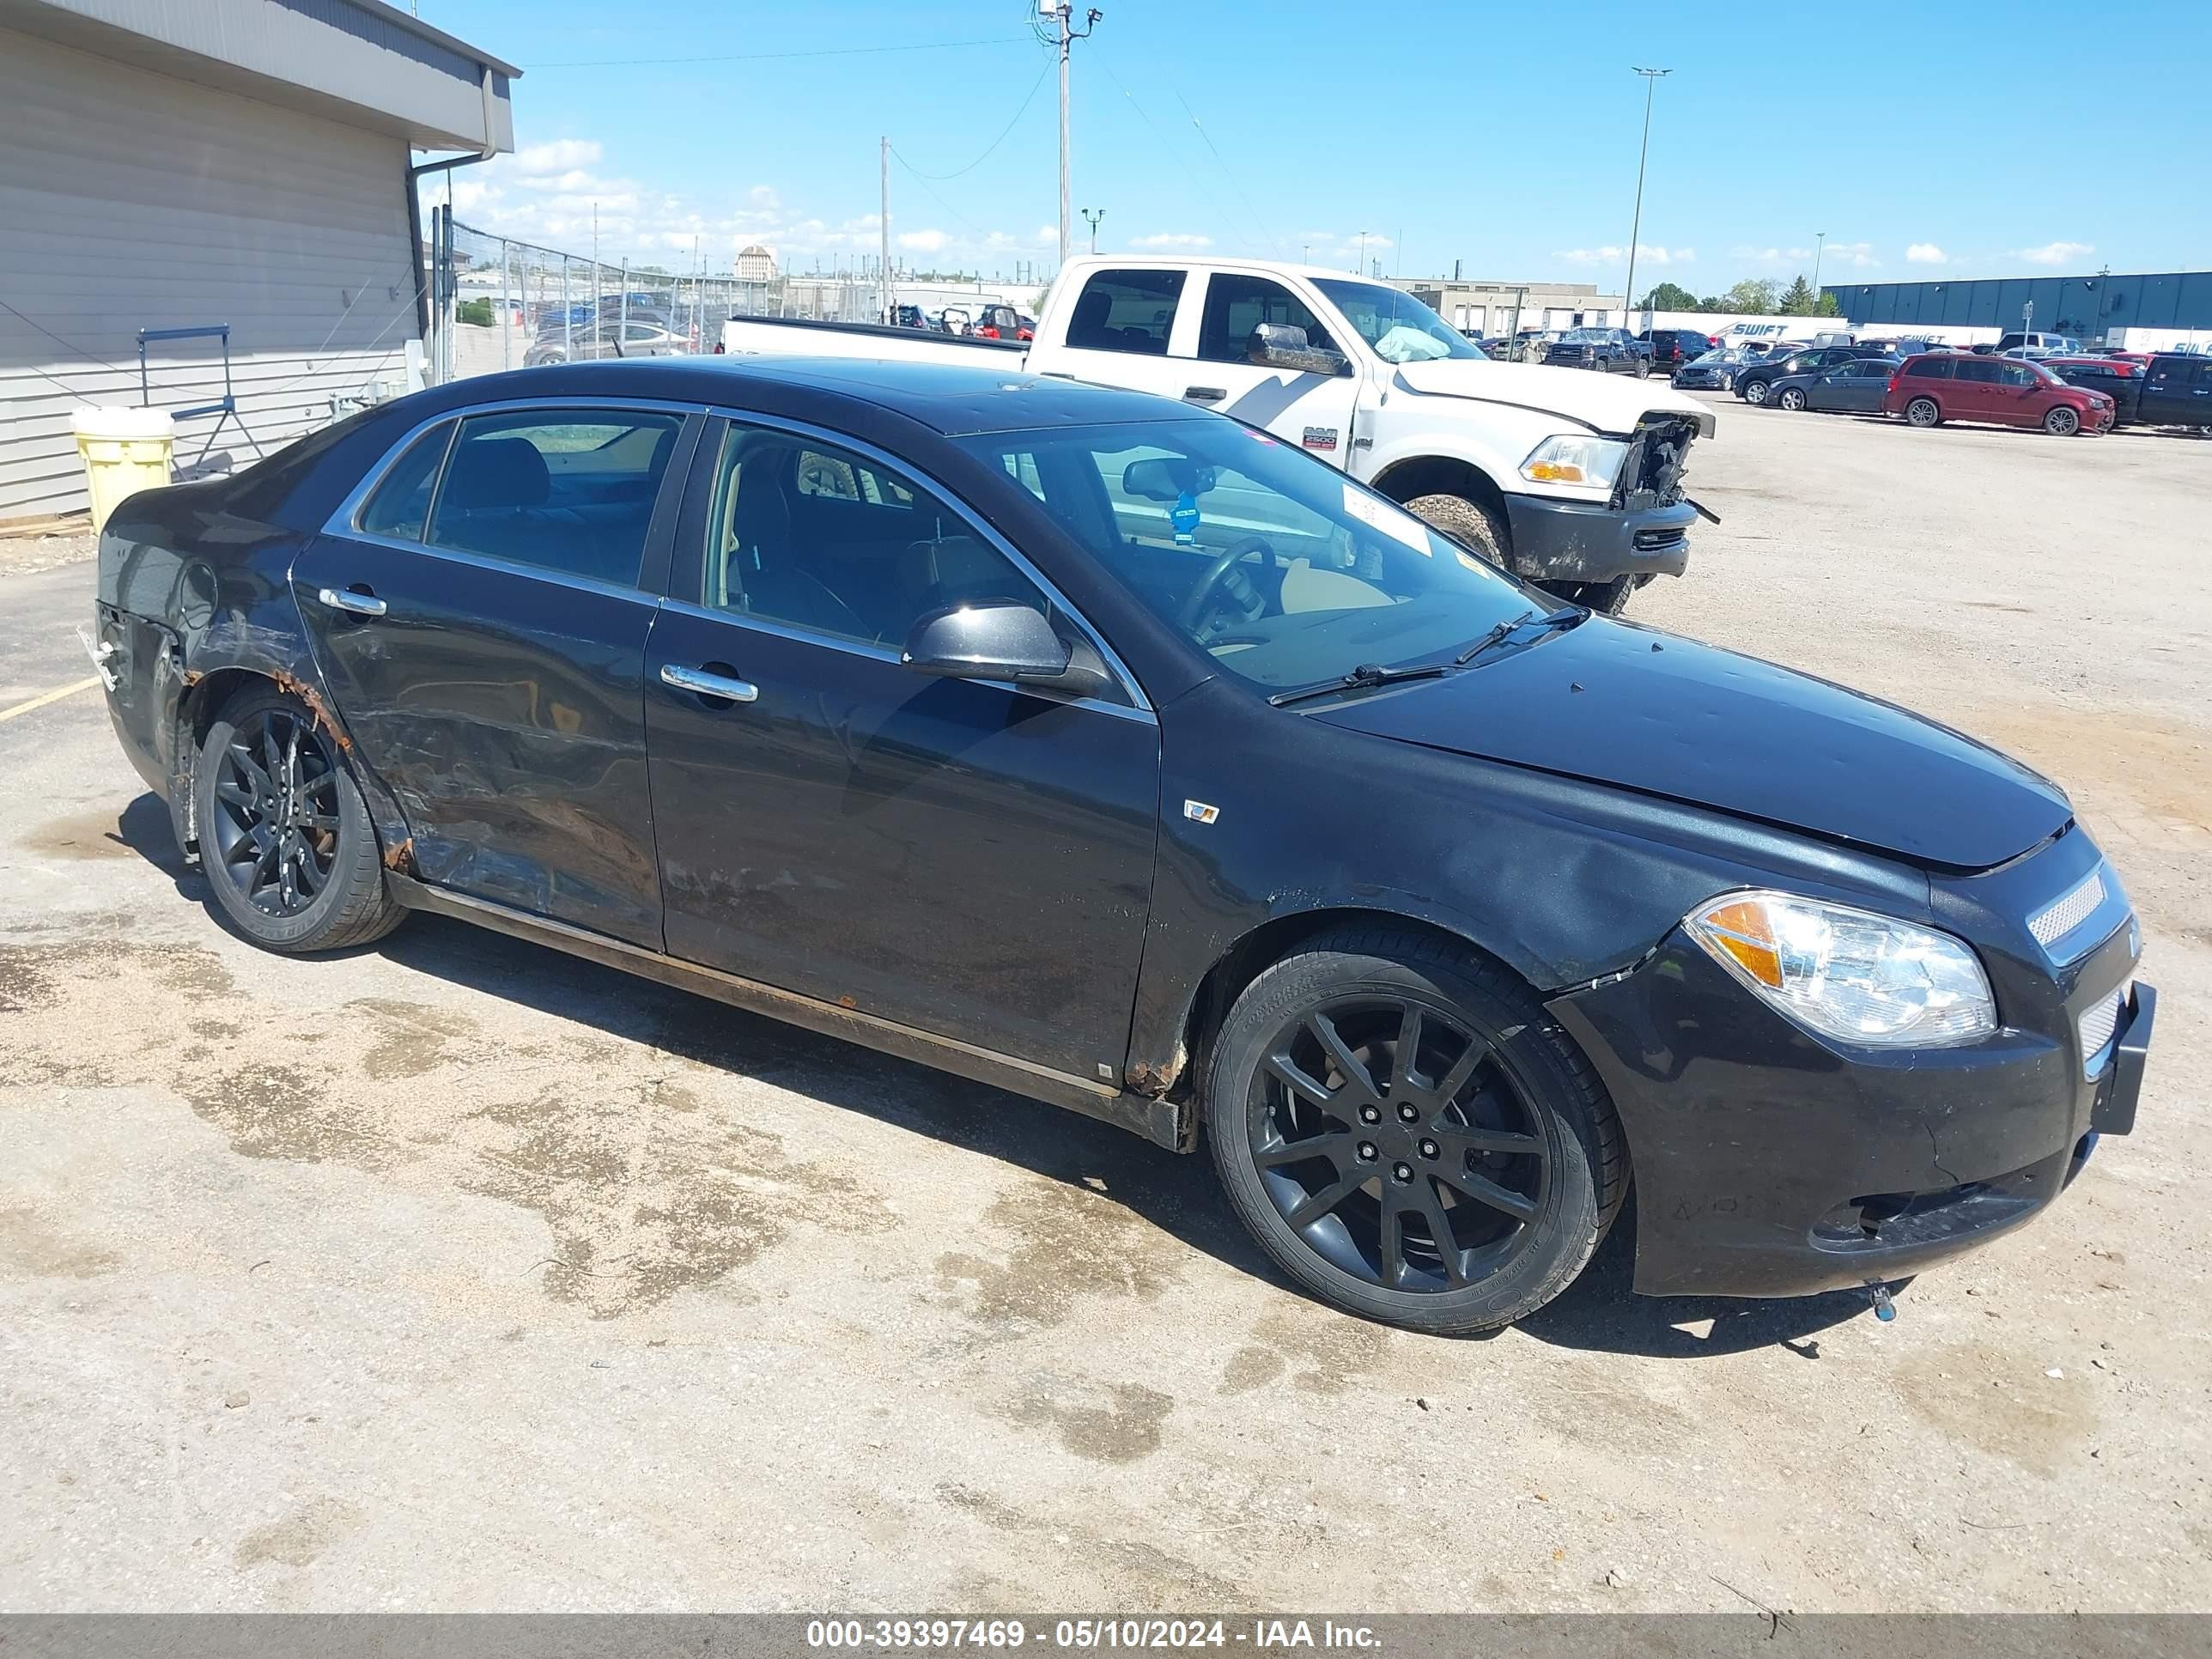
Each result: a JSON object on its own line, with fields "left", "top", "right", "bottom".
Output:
{"left": 510, "top": 139, "right": 601, "bottom": 173}
{"left": 1130, "top": 232, "right": 1214, "bottom": 250}
{"left": 2015, "top": 240, "right": 2094, "bottom": 266}
{"left": 1826, "top": 240, "right": 1880, "bottom": 269}
{"left": 896, "top": 228, "right": 950, "bottom": 254}
{"left": 749, "top": 185, "right": 781, "bottom": 210}
{"left": 1731, "top": 244, "right": 1815, "bottom": 268}
{"left": 1556, "top": 243, "right": 1688, "bottom": 267}
{"left": 1906, "top": 242, "right": 1947, "bottom": 264}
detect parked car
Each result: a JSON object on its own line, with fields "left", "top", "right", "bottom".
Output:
{"left": 2043, "top": 356, "right": 2144, "bottom": 425}
{"left": 1767, "top": 356, "right": 1899, "bottom": 415}
{"left": 2097, "top": 350, "right": 2156, "bottom": 368}
{"left": 974, "top": 304, "right": 1034, "bottom": 342}
{"left": 2135, "top": 354, "right": 2212, "bottom": 434}
{"left": 1884, "top": 353, "right": 2115, "bottom": 434}
{"left": 1670, "top": 346, "right": 1753, "bottom": 392}
{"left": 1734, "top": 346, "right": 1878, "bottom": 405}
{"left": 1545, "top": 327, "right": 1650, "bottom": 374}
{"left": 937, "top": 307, "right": 973, "bottom": 336}
{"left": 1995, "top": 331, "right": 2081, "bottom": 360}
{"left": 726, "top": 255, "right": 1717, "bottom": 614}
{"left": 523, "top": 319, "right": 685, "bottom": 366}
{"left": 1640, "top": 327, "right": 1719, "bottom": 368}
{"left": 91, "top": 357, "right": 2153, "bottom": 1335}
{"left": 890, "top": 304, "right": 927, "bottom": 329}
{"left": 1492, "top": 329, "right": 1560, "bottom": 362}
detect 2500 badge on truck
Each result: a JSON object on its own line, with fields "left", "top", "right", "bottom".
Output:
{"left": 722, "top": 257, "right": 1717, "bottom": 616}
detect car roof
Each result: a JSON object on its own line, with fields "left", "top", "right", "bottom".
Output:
{"left": 415, "top": 356, "right": 1208, "bottom": 438}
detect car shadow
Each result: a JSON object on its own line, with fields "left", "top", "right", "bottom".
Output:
{"left": 110, "top": 787, "right": 1887, "bottom": 1358}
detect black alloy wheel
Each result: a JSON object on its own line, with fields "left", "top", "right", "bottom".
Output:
{"left": 209, "top": 705, "right": 340, "bottom": 916}
{"left": 1206, "top": 927, "right": 1626, "bottom": 1334}
{"left": 1246, "top": 993, "right": 1548, "bottom": 1293}
{"left": 195, "top": 684, "right": 405, "bottom": 953}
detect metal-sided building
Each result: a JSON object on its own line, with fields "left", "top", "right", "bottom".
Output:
{"left": 1825, "top": 270, "right": 2212, "bottom": 350}
{"left": 0, "top": 0, "right": 517, "bottom": 521}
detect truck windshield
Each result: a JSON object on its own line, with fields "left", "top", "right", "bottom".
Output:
{"left": 1311, "top": 281, "right": 1480, "bottom": 364}
{"left": 953, "top": 418, "right": 1534, "bottom": 696}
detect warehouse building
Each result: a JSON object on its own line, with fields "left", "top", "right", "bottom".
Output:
{"left": 1402, "top": 279, "right": 1624, "bottom": 336}
{"left": 0, "top": 0, "right": 518, "bottom": 521}
{"left": 1825, "top": 270, "right": 2212, "bottom": 351}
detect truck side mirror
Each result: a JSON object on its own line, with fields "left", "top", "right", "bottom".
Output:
{"left": 1249, "top": 322, "right": 1351, "bottom": 377}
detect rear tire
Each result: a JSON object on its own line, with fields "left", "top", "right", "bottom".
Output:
{"left": 1404, "top": 492, "right": 1509, "bottom": 571}
{"left": 1905, "top": 397, "right": 1942, "bottom": 428}
{"left": 2043, "top": 405, "right": 2081, "bottom": 436}
{"left": 1204, "top": 926, "right": 1627, "bottom": 1335}
{"left": 194, "top": 684, "right": 404, "bottom": 955}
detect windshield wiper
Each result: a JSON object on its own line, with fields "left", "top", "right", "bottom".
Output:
{"left": 1268, "top": 661, "right": 1449, "bottom": 708}
{"left": 1454, "top": 605, "right": 1583, "bottom": 666}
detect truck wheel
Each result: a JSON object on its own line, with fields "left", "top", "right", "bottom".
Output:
{"left": 194, "top": 684, "right": 405, "bottom": 955}
{"left": 1404, "top": 493, "right": 1509, "bottom": 569}
{"left": 1905, "top": 397, "right": 1942, "bottom": 428}
{"left": 1632, "top": 357, "right": 1650, "bottom": 379}
{"left": 1204, "top": 924, "right": 1627, "bottom": 1335}
{"left": 1561, "top": 575, "right": 1636, "bottom": 617}
{"left": 2042, "top": 406, "right": 2080, "bottom": 436}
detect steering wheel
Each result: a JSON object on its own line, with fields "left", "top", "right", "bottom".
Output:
{"left": 1177, "top": 535, "right": 1279, "bottom": 635}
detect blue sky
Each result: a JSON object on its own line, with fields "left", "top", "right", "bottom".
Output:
{"left": 421, "top": 0, "right": 2210, "bottom": 290}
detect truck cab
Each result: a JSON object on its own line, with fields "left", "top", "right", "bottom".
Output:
{"left": 1024, "top": 258, "right": 1715, "bottom": 611}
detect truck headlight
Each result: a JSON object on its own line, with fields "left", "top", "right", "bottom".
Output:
{"left": 1684, "top": 890, "right": 1997, "bottom": 1048}
{"left": 1521, "top": 434, "right": 1627, "bottom": 488}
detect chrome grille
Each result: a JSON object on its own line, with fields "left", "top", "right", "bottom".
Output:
{"left": 2030, "top": 868, "right": 2106, "bottom": 954}
{"left": 2078, "top": 986, "right": 2126, "bottom": 1079}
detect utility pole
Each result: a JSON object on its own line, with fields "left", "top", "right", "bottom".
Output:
{"left": 880, "top": 135, "right": 892, "bottom": 323}
{"left": 1045, "top": 3, "right": 1103, "bottom": 268}
{"left": 1811, "top": 231, "right": 1826, "bottom": 308}
{"left": 1355, "top": 229, "right": 1367, "bottom": 274}
{"left": 1081, "top": 207, "right": 1103, "bottom": 255}
{"left": 1621, "top": 67, "right": 1669, "bottom": 328}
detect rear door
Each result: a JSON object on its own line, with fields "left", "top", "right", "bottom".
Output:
{"left": 1832, "top": 359, "right": 1893, "bottom": 411}
{"left": 2141, "top": 356, "right": 2212, "bottom": 426}
{"left": 295, "top": 400, "right": 699, "bottom": 945}
{"left": 1176, "top": 270, "right": 1362, "bottom": 462}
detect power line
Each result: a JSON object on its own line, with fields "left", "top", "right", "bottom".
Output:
{"left": 1088, "top": 53, "right": 1245, "bottom": 254}
{"left": 1169, "top": 88, "right": 1285, "bottom": 260}
{"left": 887, "top": 147, "right": 992, "bottom": 243}
{"left": 526, "top": 36, "right": 1033, "bottom": 70}
{"left": 896, "top": 58, "right": 1054, "bottom": 180}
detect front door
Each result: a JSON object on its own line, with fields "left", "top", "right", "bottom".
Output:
{"left": 1174, "top": 271, "right": 1363, "bottom": 464}
{"left": 641, "top": 418, "right": 1162, "bottom": 1083}
{"left": 1948, "top": 357, "right": 2002, "bottom": 420}
{"left": 295, "top": 403, "right": 696, "bottom": 946}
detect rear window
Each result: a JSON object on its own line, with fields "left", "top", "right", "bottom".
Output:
{"left": 1905, "top": 356, "right": 1954, "bottom": 379}
{"left": 1066, "top": 269, "right": 1186, "bottom": 356}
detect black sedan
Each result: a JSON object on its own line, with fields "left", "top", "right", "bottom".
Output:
{"left": 1765, "top": 356, "right": 1899, "bottom": 414}
{"left": 91, "top": 358, "right": 2154, "bottom": 1334}
{"left": 1733, "top": 345, "right": 1887, "bottom": 404}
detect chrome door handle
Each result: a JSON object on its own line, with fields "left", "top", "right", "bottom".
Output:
{"left": 318, "top": 586, "right": 386, "bottom": 617}
{"left": 660, "top": 663, "right": 758, "bottom": 702}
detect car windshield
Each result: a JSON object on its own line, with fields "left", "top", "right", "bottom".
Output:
{"left": 1311, "top": 280, "right": 1480, "bottom": 363}
{"left": 1690, "top": 349, "right": 1731, "bottom": 364}
{"left": 1558, "top": 328, "right": 1614, "bottom": 343}
{"left": 953, "top": 418, "right": 1533, "bottom": 696}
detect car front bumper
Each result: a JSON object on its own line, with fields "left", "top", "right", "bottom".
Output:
{"left": 1547, "top": 914, "right": 2151, "bottom": 1299}
{"left": 1502, "top": 492, "right": 1695, "bottom": 585}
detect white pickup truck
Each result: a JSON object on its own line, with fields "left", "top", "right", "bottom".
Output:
{"left": 722, "top": 255, "right": 1717, "bottom": 611}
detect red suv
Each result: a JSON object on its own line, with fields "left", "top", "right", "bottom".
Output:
{"left": 1884, "top": 353, "right": 2114, "bottom": 435}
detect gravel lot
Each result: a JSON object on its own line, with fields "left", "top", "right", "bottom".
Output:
{"left": 2, "top": 400, "right": 2208, "bottom": 1613}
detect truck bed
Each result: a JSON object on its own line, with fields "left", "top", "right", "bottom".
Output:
{"left": 720, "top": 314, "right": 1028, "bottom": 369}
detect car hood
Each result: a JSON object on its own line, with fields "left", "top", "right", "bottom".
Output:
{"left": 1310, "top": 621, "right": 2070, "bottom": 871}
{"left": 1389, "top": 359, "right": 1718, "bottom": 438}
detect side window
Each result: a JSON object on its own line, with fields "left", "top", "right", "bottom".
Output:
{"left": 2193, "top": 362, "right": 2212, "bottom": 386}
{"left": 357, "top": 422, "right": 453, "bottom": 542}
{"left": 1907, "top": 356, "right": 1954, "bottom": 379}
{"left": 1065, "top": 268, "right": 1186, "bottom": 356}
{"left": 1195, "top": 275, "right": 1330, "bottom": 362}
{"left": 422, "top": 407, "right": 684, "bottom": 586}
{"left": 703, "top": 424, "right": 1049, "bottom": 650}
{"left": 1954, "top": 359, "right": 2000, "bottom": 383}
{"left": 1998, "top": 363, "right": 2036, "bottom": 386}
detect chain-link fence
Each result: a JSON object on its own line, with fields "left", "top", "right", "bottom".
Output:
{"left": 428, "top": 215, "right": 886, "bottom": 386}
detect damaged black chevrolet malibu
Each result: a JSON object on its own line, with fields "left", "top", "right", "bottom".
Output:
{"left": 94, "top": 359, "right": 2154, "bottom": 1334}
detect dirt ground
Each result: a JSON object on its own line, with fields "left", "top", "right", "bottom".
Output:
{"left": 1, "top": 400, "right": 2208, "bottom": 1613}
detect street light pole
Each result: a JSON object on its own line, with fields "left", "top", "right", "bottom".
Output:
{"left": 1620, "top": 67, "right": 1670, "bottom": 331}
{"left": 1081, "top": 207, "right": 1103, "bottom": 255}
{"left": 1355, "top": 229, "right": 1368, "bottom": 274}
{"left": 1812, "top": 231, "right": 1826, "bottom": 304}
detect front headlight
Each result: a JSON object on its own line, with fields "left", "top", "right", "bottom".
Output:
{"left": 1684, "top": 890, "right": 1997, "bottom": 1048}
{"left": 1521, "top": 434, "right": 1628, "bottom": 489}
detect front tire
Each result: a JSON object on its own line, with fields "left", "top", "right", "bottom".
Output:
{"left": 2044, "top": 405, "right": 2081, "bottom": 436}
{"left": 1205, "top": 927, "right": 1627, "bottom": 1334}
{"left": 1778, "top": 386, "right": 1807, "bottom": 410}
{"left": 194, "top": 684, "right": 404, "bottom": 954}
{"left": 1905, "top": 396, "right": 1942, "bottom": 428}
{"left": 1404, "top": 492, "right": 1509, "bottom": 570}
{"left": 1741, "top": 378, "right": 1771, "bottom": 405}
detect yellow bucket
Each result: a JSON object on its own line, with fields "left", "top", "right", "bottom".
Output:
{"left": 72, "top": 406, "right": 175, "bottom": 534}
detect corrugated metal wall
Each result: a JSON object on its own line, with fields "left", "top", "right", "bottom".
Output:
{"left": 1825, "top": 270, "right": 2212, "bottom": 334}
{"left": 0, "top": 26, "right": 417, "bottom": 519}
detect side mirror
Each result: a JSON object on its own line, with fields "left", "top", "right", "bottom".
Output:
{"left": 902, "top": 601, "right": 1114, "bottom": 699}
{"left": 1249, "top": 322, "right": 1351, "bottom": 377}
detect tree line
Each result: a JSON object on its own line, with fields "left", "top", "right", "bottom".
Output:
{"left": 1638, "top": 276, "right": 1840, "bottom": 316}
